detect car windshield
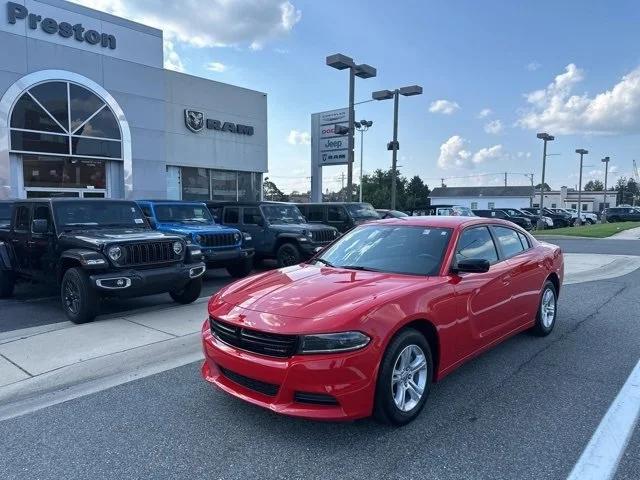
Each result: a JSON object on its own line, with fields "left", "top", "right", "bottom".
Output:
{"left": 261, "top": 205, "right": 306, "bottom": 224}
{"left": 316, "top": 225, "right": 452, "bottom": 276}
{"left": 345, "top": 203, "right": 380, "bottom": 219}
{"left": 154, "top": 204, "right": 213, "bottom": 224}
{"left": 53, "top": 201, "right": 149, "bottom": 230}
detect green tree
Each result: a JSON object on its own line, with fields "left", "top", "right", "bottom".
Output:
{"left": 535, "top": 182, "right": 551, "bottom": 191}
{"left": 262, "top": 177, "right": 288, "bottom": 201}
{"left": 584, "top": 179, "right": 604, "bottom": 191}
{"left": 405, "top": 175, "right": 430, "bottom": 210}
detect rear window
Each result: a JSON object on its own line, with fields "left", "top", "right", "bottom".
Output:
{"left": 494, "top": 226, "right": 525, "bottom": 258}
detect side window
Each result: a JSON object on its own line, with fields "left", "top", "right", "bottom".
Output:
{"left": 455, "top": 227, "right": 498, "bottom": 264}
{"left": 517, "top": 232, "right": 530, "bottom": 250}
{"left": 140, "top": 205, "right": 153, "bottom": 218}
{"left": 487, "top": 202, "right": 495, "bottom": 209}
{"left": 328, "top": 206, "right": 347, "bottom": 222}
{"left": 470, "top": 202, "right": 478, "bottom": 210}
{"left": 15, "top": 206, "right": 30, "bottom": 231}
{"left": 243, "top": 207, "right": 262, "bottom": 225}
{"left": 33, "top": 205, "right": 52, "bottom": 231}
{"left": 224, "top": 207, "right": 240, "bottom": 224}
{"left": 307, "top": 205, "right": 324, "bottom": 222}
{"left": 208, "top": 206, "right": 222, "bottom": 222}
{"left": 494, "top": 226, "right": 525, "bottom": 258}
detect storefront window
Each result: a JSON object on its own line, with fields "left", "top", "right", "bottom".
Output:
{"left": 211, "top": 170, "right": 237, "bottom": 201}
{"left": 23, "top": 155, "right": 106, "bottom": 190}
{"left": 181, "top": 167, "right": 210, "bottom": 201}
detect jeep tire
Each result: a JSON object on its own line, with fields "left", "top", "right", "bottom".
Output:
{"left": 226, "top": 258, "right": 253, "bottom": 278}
{"left": 276, "top": 243, "right": 302, "bottom": 268}
{"left": 170, "top": 277, "right": 202, "bottom": 304}
{"left": 61, "top": 267, "right": 98, "bottom": 324}
{"left": 0, "top": 270, "right": 15, "bottom": 298}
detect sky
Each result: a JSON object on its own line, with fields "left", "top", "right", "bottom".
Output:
{"left": 71, "top": 0, "right": 640, "bottom": 193}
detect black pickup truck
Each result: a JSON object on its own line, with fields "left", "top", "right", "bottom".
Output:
{"left": 0, "top": 199, "right": 206, "bottom": 323}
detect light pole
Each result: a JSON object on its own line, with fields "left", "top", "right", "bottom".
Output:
{"left": 355, "top": 119, "right": 373, "bottom": 202}
{"left": 602, "top": 156, "right": 610, "bottom": 215}
{"left": 536, "top": 132, "right": 555, "bottom": 228}
{"left": 575, "top": 149, "right": 589, "bottom": 225}
{"left": 372, "top": 85, "right": 423, "bottom": 209}
{"left": 326, "top": 54, "right": 377, "bottom": 202}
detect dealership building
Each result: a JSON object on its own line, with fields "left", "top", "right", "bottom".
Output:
{"left": 0, "top": 0, "right": 267, "bottom": 201}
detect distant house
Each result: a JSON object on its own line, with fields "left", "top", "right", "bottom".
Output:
{"left": 533, "top": 186, "right": 614, "bottom": 212}
{"left": 429, "top": 186, "right": 534, "bottom": 210}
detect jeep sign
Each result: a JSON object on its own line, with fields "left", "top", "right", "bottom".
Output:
{"left": 311, "top": 107, "right": 349, "bottom": 166}
{"left": 6, "top": 2, "right": 117, "bottom": 49}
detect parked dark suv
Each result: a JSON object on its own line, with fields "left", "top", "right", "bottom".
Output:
{"left": 294, "top": 202, "right": 380, "bottom": 233}
{"left": 0, "top": 199, "right": 205, "bottom": 323}
{"left": 206, "top": 201, "right": 339, "bottom": 267}
{"left": 603, "top": 207, "right": 640, "bottom": 222}
{"left": 522, "top": 207, "right": 571, "bottom": 228}
{"left": 473, "top": 209, "right": 533, "bottom": 230}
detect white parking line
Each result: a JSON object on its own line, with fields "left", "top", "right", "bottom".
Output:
{"left": 567, "top": 359, "right": 640, "bottom": 480}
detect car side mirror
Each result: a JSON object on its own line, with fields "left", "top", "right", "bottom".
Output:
{"left": 32, "top": 219, "right": 49, "bottom": 234}
{"left": 452, "top": 258, "right": 490, "bottom": 274}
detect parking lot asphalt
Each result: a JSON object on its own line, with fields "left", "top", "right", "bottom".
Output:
{"left": 1, "top": 258, "right": 639, "bottom": 479}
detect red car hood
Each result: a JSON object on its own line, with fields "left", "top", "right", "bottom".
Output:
{"left": 213, "top": 264, "right": 444, "bottom": 333}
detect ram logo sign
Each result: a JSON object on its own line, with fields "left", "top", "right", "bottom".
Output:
{"left": 184, "top": 109, "right": 254, "bottom": 136}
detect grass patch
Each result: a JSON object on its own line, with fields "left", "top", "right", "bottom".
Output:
{"left": 534, "top": 221, "right": 640, "bottom": 238}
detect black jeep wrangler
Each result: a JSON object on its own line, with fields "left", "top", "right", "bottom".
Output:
{"left": 206, "top": 201, "right": 339, "bottom": 267}
{"left": 0, "top": 199, "right": 206, "bottom": 324}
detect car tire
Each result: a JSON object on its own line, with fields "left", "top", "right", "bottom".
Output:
{"left": 373, "top": 328, "right": 433, "bottom": 426}
{"left": 170, "top": 277, "right": 202, "bottom": 304}
{"left": 0, "top": 270, "right": 15, "bottom": 298}
{"left": 609, "top": 216, "right": 619, "bottom": 223}
{"left": 61, "top": 267, "right": 98, "bottom": 324}
{"left": 530, "top": 280, "right": 557, "bottom": 337}
{"left": 226, "top": 258, "right": 253, "bottom": 278}
{"left": 586, "top": 218, "right": 595, "bottom": 225}
{"left": 276, "top": 243, "right": 301, "bottom": 268}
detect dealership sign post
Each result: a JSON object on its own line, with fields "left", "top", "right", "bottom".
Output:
{"left": 310, "top": 107, "right": 349, "bottom": 201}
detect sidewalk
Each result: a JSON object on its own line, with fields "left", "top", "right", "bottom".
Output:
{"left": 1, "top": 253, "right": 640, "bottom": 419}
{"left": 610, "top": 226, "right": 640, "bottom": 239}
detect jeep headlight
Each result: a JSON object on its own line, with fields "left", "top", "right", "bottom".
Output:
{"left": 298, "top": 331, "right": 370, "bottom": 354}
{"left": 234, "top": 232, "right": 241, "bottom": 243}
{"left": 194, "top": 234, "right": 204, "bottom": 245}
{"left": 242, "top": 232, "right": 252, "bottom": 242}
{"left": 173, "top": 241, "right": 184, "bottom": 255}
{"left": 107, "top": 245, "right": 122, "bottom": 262}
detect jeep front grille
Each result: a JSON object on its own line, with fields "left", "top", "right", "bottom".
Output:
{"left": 311, "top": 229, "right": 335, "bottom": 243}
{"left": 118, "top": 241, "right": 179, "bottom": 266}
{"left": 199, "top": 233, "right": 238, "bottom": 248}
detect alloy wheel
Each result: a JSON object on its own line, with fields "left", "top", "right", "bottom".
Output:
{"left": 541, "top": 288, "right": 556, "bottom": 328}
{"left": 63, "top": 280, "right": 81, "bottom": 314}
{"left": 391, "top": 344, "right": 428, "bottom": 412}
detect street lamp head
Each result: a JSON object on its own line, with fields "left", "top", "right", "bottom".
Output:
{"left": 326, "top": 53, "right": 354, "bottom": 70}
{"left": 399, "top": 85, "right": 423, "bottom": 96}
{"left": 537, "top": 132, "right": 554, "bottom": 141}
{"left": 354, "top": 64, "right": 377, "bottom": 79}
{"left": 354, "top": 121, "right": 361, "bottom": 129}
{"left": 576, "top": 149, "right": 588, "bottom": 155}
{"left": 372, "top": 89, "right": 394, "bottom": 101}
{"left": 602, "top": 156, "right": 610, "bottom": 163}
{"left": 365, "top": 120, "right": 373, "bottom": 127}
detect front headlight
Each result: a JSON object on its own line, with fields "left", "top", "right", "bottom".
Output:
{"left": 306, "top": 230, "right": 313, "bottom": 238}
{"left": 107, "top": 245, "right": 122, "bottom": 262}
{"left": 298, "top": 331, "right": 370, "bottom": 354}
{"left": 194, "top": 234, "right": 204, "bottom": 245}
{"left": 242, "top": 232, "right": 252, "bottom": 242}
{"left": 234, "top": 232, "right": 241, "bottom": 243}
{"left": 173, "top": 241, "right": 184, "bottom": 255}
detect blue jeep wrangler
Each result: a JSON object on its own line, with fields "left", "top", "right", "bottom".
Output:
{"left": 137, "top": 200, "right": 254, "bottom": 278}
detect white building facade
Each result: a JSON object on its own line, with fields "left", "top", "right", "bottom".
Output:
{"left": 429, "top": 186, "right": 534, "bottom": 210}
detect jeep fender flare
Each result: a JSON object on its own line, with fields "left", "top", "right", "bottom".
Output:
{"left": 274, "top": 233, "right": 302, "bottom": 251}
{"left": 58, "top": 249, "right": 108, "bottom": 281}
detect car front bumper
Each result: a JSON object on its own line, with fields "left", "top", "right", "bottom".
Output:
{"left": 89, "top": 262, "right": 206, "bottom": 296}
{"left": 200, "top": 321, "right": 379, "bottom": 421}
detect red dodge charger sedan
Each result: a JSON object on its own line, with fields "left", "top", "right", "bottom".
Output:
{"left": 201, "top": 216, "right": 563, "bottom": 425}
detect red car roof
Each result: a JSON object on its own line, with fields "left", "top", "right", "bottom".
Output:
{"left": 367, "top": 216, "right": 511, "bottom": 229}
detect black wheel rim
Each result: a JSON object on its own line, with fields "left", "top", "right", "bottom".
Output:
{"left": 63, "top": 280, "right": 81, "bottom": 314}
{"left": 280, "top": 248, "right": 296, "bottom": 266}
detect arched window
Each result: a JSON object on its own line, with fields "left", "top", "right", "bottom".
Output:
{"left": 9, "top": 81, "right": 122, "bottom": 159}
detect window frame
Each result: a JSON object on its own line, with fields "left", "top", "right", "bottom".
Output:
{"left": 223, "top": 206, "right": 240, "bottom": 224}
{"left": 13, "top": 204, "right": 31, "bottom": 232}
{"left": 32, "top": 204, "right": 52, "bottom": 233}
{"left": 490, "top": 225, "right": 529, "bottom": 260}
{"left": 242, "top": 206, "right": 262, "bottom": 225}
{"left": 452, "top": 225, "right": 500, "bottom": 268}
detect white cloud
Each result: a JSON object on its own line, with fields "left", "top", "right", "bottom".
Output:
{"left": 437, "top": 135, "right": 504, "bottom": 169}
{"left": 484, "top": 119, "right": 503, "bottom": 134}
{"left": 517, "top": 151, "right": 532, "bottom": 159}
{"left": 287, "top": 130, "right": 310, "bottom": 145}
{"left": 163, "top": 39, "right": 184, "bottom": 72}
{"left": 429, "top": 99, "right": 460, "bottom": 115}
{"left": 206, "top": 62, "right": 228, "bottom": 73}
{"left": 526, "top": 61, "right": 542, "bottom": 71}
{"left": 478, "top": 108, "right": 492, "bottom": 118}
{"left": 70, "top": 0, "right": 301, "bottom": 50}
{"left": 517, "top": 63, "right": 640, "bottom": 135}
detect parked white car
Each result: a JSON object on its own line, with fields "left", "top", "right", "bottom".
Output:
{"left": 557, "top": 208, "right": 597, "bottom": 224}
